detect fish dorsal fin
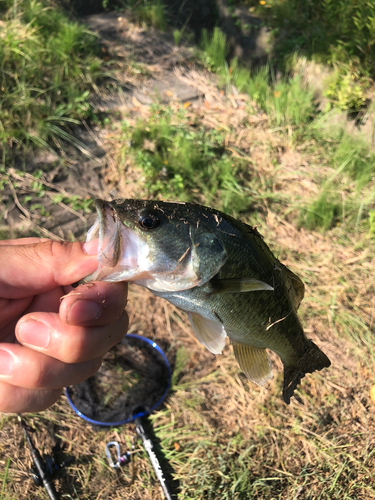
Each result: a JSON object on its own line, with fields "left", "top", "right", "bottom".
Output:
{"left": 188, "top": 313, "right": 226, "bottom": 354}
{"left": 284, "top": 267, "right": 305, "bottom": 310}
{"left": 232, "top": 342, "right": 273, "bottom": 386}
{"left": 211, "top": 278, "right": 273, "bottom": 294}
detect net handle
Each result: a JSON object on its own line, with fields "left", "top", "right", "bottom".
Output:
{"left": 65, "top": 334, "right": 172, "bottom": 427}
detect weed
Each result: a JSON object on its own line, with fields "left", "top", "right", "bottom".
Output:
{"left": 300, "top": 188, "right": 341, "bottom": 231}
{"left": 51, "top": 194, "right": 94, "bottom": 213}
{"left": 173, "top": 29, "right": 182, "bottom": 47}
{"left": 332, "top": 134, "right": 375, "bottom": 188}
{"left": 128, "top": 0, "right": 167, "bottom": 31}
{"left": 0, "top": 0, "right": 102, "bottom": 159}
{"left": 119, "top": 106, "right": 250, "bottom": 214}
{"left": 230, "top": 63, "right": 315, "bottom": 127}
{"left": 0, "top": 458, "right": 11, "bottom": 497}
{"left": 254, "top": 0, "right": 375, "bottom": 78}
{"left": 204, "top": 30, "right": 315, "bottom": 128}
{"left": 200, "top": 27, "right": 229, "bottom": 72}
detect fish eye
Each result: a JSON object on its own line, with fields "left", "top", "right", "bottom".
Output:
{"left": 139, "top": 213, "right": 161, "bottom": 230}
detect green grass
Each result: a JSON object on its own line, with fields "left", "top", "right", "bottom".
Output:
{"left": 300, "top": 188, "right": 341, "bottom": 231}
{"left": 201, "top": 30, "right": 315, "bottom": 128}
{"left": 246, "top": 0, "right": 375, "bottom": 78}
{"left": 126, "top": 0, "right": 167, "bottom": 30}
{"left": 189, "top": 27, "right": 375, "bottom": 233}
{"left": 297, "top": 124, "right": 375, "bottom": 231}
{"left": 118, "top": 105, "right": 252, "bottom": 215}
{"left": 0, "top": 0, "right": 102, "bottom": 160}
{"left": 200, "top": 27, "right": 229, "bottom": 72}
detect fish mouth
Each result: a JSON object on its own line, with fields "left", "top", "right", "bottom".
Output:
{"left": 82, "top": 199, "right": 208, "bottom": 291}
{"left": 83, "top": 199, "right": 149, "bottom": 283}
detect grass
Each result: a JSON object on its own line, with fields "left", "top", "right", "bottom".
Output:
{"left": 247, "top": 0, "right": 375, "bottom": 78}
{"left": 0, "top": 0, "right": 102, "bottom": 160}
{"left": 197, "top": 28, "right": 375, "bottom": 232}
{"left": 125, "top": 0, "right": 168, "bottom": 31}
{"left": 116, "top": 104, "right": 253, "bottom": 215}
{"left": 200, "top": 27, "right": 229, "bottom": 72}
{"left": 0, "top": 166, "right": 95, "bottom": 240}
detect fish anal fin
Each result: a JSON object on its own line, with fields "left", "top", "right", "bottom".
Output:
{"left": 282, "top": 340, "right": 331, "bottom": 404}
{"left": 232, "top": 342, "right": 273, "bottom": 386}
{"left": 188, "top": 313, "right": 226, "bottom": 355}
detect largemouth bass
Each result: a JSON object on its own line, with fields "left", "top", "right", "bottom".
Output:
{"left": 80, "top": 199, "right": 331, "bottom": 404}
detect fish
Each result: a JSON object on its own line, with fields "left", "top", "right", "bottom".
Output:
{"left": 79, "top": 199, "right": 331, "bottom": 404}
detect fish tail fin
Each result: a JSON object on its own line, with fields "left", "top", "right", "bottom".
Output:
{"left": 283, "top": 340, "right": 331, "bottom": 404}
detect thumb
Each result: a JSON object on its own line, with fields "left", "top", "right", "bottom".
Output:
{"left": 0, "top": 240, "right": 98, "bottom": 298}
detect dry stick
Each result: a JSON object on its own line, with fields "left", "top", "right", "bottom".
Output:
{"left": 2, "top": 201, "right": 16, "bottom": 221}
{"left": 82, "top": 119, "right": 105, "bottom": 148}
{"left": 8, "top": 180, "right": 31, "bottom": 220}
{"left": 8, "top": 173, "right": 81, "bottom": 240}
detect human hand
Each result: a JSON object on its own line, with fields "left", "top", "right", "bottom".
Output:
{"left": 0, "top": 238, "right": 128, "bottom": 413}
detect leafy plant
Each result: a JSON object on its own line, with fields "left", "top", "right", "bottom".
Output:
{"left": 324, "top": 72, "right": 367, "bottom": 111}
{"left": 173, "top": 29, "right": 182, "bottom": 46}
{"left": 128, "top": 0, "right": 167, "bottom": 30}
{"left": 51, "top": 194, "right": 94, "bottom": 213}
{"left": 331, "top": 133, "right": 375, "bottom": 188}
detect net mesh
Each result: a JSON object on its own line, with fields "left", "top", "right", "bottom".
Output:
{"left": 66, "top": 335, "right": 170, "bottom": 425}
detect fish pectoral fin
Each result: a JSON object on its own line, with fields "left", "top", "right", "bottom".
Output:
{"left": 211, "top": 278, "right": 273, "bottom": 294}
{"left": 188, "top": 313, "right": 226, "bottom": 355}
{"left": 232, "top": 342, "right": 273, "bottom": 386}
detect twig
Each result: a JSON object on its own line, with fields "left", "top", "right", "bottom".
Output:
{"left": 266, "top": 309, "right": 293, "bottom": 331}
{"left": 8, "top": 180, "right": 31, "bottom": 220}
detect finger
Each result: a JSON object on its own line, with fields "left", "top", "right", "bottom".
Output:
{"left": 0, "top": 344, "right": 102, "bottom": 390}
{"left": 0, "top": 382, "right": 62, "bottom": 413}
{"left": 60, "top": 281, "right": 128, "bottom": 327}
{"left": 15, "top": 310, "right": 129, "bottom": 363}
{"left": 0, "top": 288, "right": 62, "bottom": 341}
{"left": 24, "top": 287, "right": 63, "bottom": 315}
{"left": 0, "top": 296, "right": 33, "bottom": 331}
{"left": 0, "top": 240, "right": 99, "bottom": 299}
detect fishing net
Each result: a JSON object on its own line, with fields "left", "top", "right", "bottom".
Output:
{"left": 65, "top": 334, "right": 171, "bottom": 426}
